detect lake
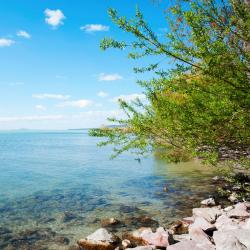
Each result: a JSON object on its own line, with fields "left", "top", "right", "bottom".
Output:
{"left": 0, "top": 130, "right": 215, "bottom": 249}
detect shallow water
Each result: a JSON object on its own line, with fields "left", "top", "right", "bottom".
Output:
{"left": 0, "top": 130, "right": 215, "bottom": 249}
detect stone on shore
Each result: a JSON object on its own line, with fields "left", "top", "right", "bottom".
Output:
{"left": 200, "top": 198, "right": 216, "bottom": 206}
{"left": 126, "top": 246, "right": 156, "bottom": 250}
{"left": 213, "top": 230, "right": 249, "bottom": 250}
{"left": 227, "top": 202, "right": 250, "bottom": 219}
{"left": 169, "top": 220, "right": 189, "bottom": 234}
{"left": 188, "top": 226, "right": 214, "bottom": 249}
{"left": 167, "top": 240, "right": 210, "bottom": 250}
{"left": 123, "top": 227, "right": 171, "bottom": 248}
{"left": 191, "top": 217, "right": 216, "bottom": 232}
{"left": 192, "top": 207, "right": 222, "bottom": 223}
{"left": 77, "top": 228, "right": 120, "bottom": 250}
{"left": 215, "top": 214, "right": 240, "bottom": 231}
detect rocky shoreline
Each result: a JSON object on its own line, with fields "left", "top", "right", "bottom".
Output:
{"left": 76, "top": 200, "right": 250, "bottom": 250}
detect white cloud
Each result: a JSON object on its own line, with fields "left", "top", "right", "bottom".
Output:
{"left": 44, "top": 9, "right": 65, "bottom": 28}
{"left": 16, "top": 30, "right": 31, "bottom": 39}
{"left": 32, "top": 93, "right": 71, "bottom": 100}
{"left": 80, "top": 24, "right": 109, "bottom": 32}
{"left": 8, "top": 81, "right": 24, "bottom": 86}
{"left": 111, "top": 93, "right": 146, "bottom": 103}
{"left": 0, "top": 38, "right": 15, "bottom": 47}
{"left": 57, "top": 99, "right": 93, "bottom": 108}
{"left": 35, "top": 105, "right": 46, "bottom": 111}
{"left": 0, "top": 115, "right": 64, "bottom": 122}
{"left": 98, "top": 73, "right": 123, "bottom": 81}
{"left": 97, "top": 91, "right": 108, "bottom": 98}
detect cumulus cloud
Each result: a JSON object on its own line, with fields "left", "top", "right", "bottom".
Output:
{"left": 35, "top": 105, "right": 46, "bottom": 111}
{"left": 16, "top": 30, "right": 31, "bottom": 39}
{"left": 57, "top": 99, "right": 93, "bottom": 108}
{"left": 111, "top": 93, "right": 146, "bottom": 103}
{"left": 44, "top": 9, "right": 65, "bottom": 28}
{"left": 0, "top": 115, "right": 64, "bottom": 122}
{"left": 0, "top": 38, "right": 15, "bottom": 47}
{"left": 32, "top": 93, "right": 71, "bottom": 100}
{"left": 98, "top": 73, "right": 123, "bottom": 81}
{"left": 97, "top": 91, "right": 108, "bottom": 98}
{"left": 80, "top": 24, "right": 109, "bottom": 32}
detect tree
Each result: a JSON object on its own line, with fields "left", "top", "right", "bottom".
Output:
{"left": 89, "top": 0, "right": 250, "bottom": 168}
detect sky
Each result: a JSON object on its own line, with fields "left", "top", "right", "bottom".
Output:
{"left": 0, "top": 0, "right": 167, "bottom": 130}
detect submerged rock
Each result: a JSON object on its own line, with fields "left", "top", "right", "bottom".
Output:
{"left": 77, "top": 228, "right": 120, "bottom": 250}
{"left": 62, "top": 211, "right": 80, "bottom": 223}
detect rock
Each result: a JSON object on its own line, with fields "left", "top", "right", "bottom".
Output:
{"left": 77, "top": 228, "right": 120, "bottom": 250}
{"left": 55, "top": 236, "right": 70, "bottom": 245}
{"left": 101, "top": 218, "right": 121, "bottom": 227}
{"left": 182, "top": 217, "right": 195, "bottom": 224}
{"left": 227, "top": 202, "right": 250, "bottom": 219}
{"left": 124, "top": 216, "right": 159, "bottom": 228}
{"left": 0, "top": 227, "right": 12, "bottom": 235}
{"left": 119, "top": 205, "right": 140, "bottom": 213}
{"left": 173, "top": 234, "right": 190, "bottom": 242}
{"left": 191, "top": 217, "right": 216, "bottom": 232}
{"left": 62, "top": 211, "right": 79, "bottom": 223}
{"left": 229, "top": 192, "right": 239, "bottom": 203}
{"left": 188, "top": 227, "right": 214, "bottom": 249}
{"left": 213, "top": 230, "right": 248, "bottom": 250}
{"left": 215, "top": 214, "right": 240, "bottom": 231}
{"left": 167, "top": 240, "right": 209, "bottom": 250}
{"left": 169, "top": 220, "right": 189, "bottom": 234}
{"left": 243, "top": 218, "right": 250, "bottom": 229}
{"left": 126, "top": 247, "right": 156, "bottom": 250}
{"left": 123, "top": 227, "right": 170, "bottom": 248}
{"left": 192, "top": 207, "right": 222, "bottom": 223}
{"left": 121, "top": 239, "right": 132, "bottom": 248}
{"left": 200, "top": 198, "right": 216, "bottom": 207}
{"left": 140, "top": 227, "right": 170, "bottom": 248}
{"left": 223, "top": 205, "right": 234, "bottom": 212}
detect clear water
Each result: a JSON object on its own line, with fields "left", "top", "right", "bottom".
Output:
{"left": 0, "top": 130, "right": 215, "bottom": 249}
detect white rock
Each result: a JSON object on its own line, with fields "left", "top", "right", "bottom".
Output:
{"left": 243, "top": 218, "right": 250, "bottom": 230}
{"left": 215, "top": 214, "right": 241, "bottom": 231}
{"left": 122, "top": 239, "right": 131, "bottom": 248}
{"left": 189, "top": 226, "right": 214, "bottom": 249}
{"left": 201, "top": 198, "right": 216, "bottom": 206}
{"left": 86, "top": 228, "right": 116, "bottom": 242}
{"left": 213, "top": 230, "right": 248, "bottom": 250}
{"left": 229, "top": 192, "right": 239, "bottom": 203}
{"left": 191, "top": 217, "right": 216, "bottom": 232}
{"left": 126, "top": 247, "right": 156, "bottom": 250}
{"left": 167, "top": 240, "right": 204, "bottom": 250}
{"left": 227, "top": 202, "right": 250, "bottom": 219}
{"left": 192, "top": 207, "right": 222, "bottom": 223}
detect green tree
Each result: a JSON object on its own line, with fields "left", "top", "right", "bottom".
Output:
{"left": 89, "top": 0, "right": 250, "bottom": 168}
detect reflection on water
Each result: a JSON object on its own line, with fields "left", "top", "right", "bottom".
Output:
{"left": 0, "top": 131, "right": 215, "bottom": 249}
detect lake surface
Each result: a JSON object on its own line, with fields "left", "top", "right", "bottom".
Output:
{"left": 0, "top": 130, "right": 216, "bottom": 249}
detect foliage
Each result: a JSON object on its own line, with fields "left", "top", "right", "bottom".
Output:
{"left": 89, "top": 0, "right": 250, "bottom": 166}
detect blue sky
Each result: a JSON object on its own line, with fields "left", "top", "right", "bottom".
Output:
{"left": 0, "top": 0, "right": 167, "bottom": 129}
